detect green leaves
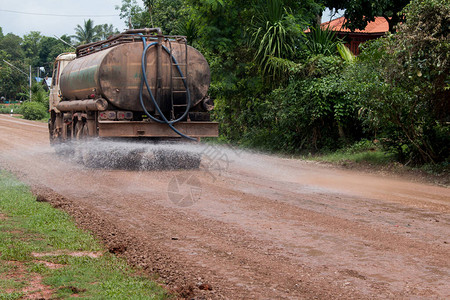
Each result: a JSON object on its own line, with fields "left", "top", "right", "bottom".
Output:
{"left": 176, "top": 19, "right": 199, "bottom": 44}
{"left": 72, "top": 19, "right": 98, "bottom": 45}
{"left": 324, "top": 0, "right": 409, "bottom": 33}
{"left": 20, "top": 101, "right": 48, "bottom": 121}
{"left": 305, "top": 26, "right": 339, "bottom": 56}
{"left": 337, "top": 43, "right": 356, "bottom": 63}
{"left": 252, "top": 20, "right": 294, "bottom": 76}
{"left": 71, "top": 20, "right": 118, "bottom": 46}
{"left": 340, "top": 0, "right": 450, "bottom": 164}
{"left": 248, "top": 0, "right": 302, "bottom": 81}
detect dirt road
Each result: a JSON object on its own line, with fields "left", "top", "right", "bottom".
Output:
{"left": 0, "top": 114, "right": 448, "bottom": 299}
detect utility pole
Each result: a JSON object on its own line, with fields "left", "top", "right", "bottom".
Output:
{"left": 2, "top": 59, "right": 32, "bottom": 101}
{"left": 29, "top": 65, "right": 32, "bottom": 101}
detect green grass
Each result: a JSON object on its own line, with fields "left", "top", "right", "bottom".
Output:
{"left": 0, "top": 291, "right": 23, "bottom": 300}
{"left": 12, "top": 114, "right": 50, "bottom": 123}
{"left": 312, "top": 149, "right": 394, "bottom": 165}
{"left": 0, "top": 171, "right": 170, "bottom": 299}
{"left": 309, "top": 140, "right": 395, "bottom": 165}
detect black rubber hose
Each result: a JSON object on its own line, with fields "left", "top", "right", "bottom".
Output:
{"left": 139, "top": 37, "right": 195, "bottom": 140}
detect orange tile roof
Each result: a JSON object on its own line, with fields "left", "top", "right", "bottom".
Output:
{"left": 320, "top": 16, "right": 389, "bottom": 34}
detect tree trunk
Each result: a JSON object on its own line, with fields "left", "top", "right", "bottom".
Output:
{"left": 149, "top": 8, "right": 154, "bottom": 28}
{"left": 338, "top": 123, "right": 346, "bottom": 140}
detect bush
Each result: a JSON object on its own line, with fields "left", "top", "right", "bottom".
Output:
{"left": 31, "top": 83, "right": 49, "bottom": 110}
{"left": 0, "top": 105, "right": 22, "bottom": 114}
{"left": 343, "top": 0, "right": 450, "bottom": 165}
{"left": 213, "top": 54, "right": 369, "bottom": 154}
{"left": 238, "top": 55, "right": 365, "bottom": 153}
{"left": 20, "top": 101, "right": 48, "bottom": 120}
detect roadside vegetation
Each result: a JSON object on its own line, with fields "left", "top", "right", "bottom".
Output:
{"left": 0, "top": 104, "right": 21, "bottom": 115}
{"left": 206, "top": 0, "right": 448, "bottom": 169}
{"left": 0, "top": 83, "right": 49, "bottom": 121}
{"left": 0, "top": 171, "right": 169, "bottom": 299}
{"left": 0, "top": 0, "right": 448, "bottom": 171}
{"left": 309, "top": 140, "right": 395, "bottom": 165}
{"left": 20, "top": 83, "right": 49, "bottom": 121}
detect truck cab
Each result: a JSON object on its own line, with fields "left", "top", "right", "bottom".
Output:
{"left": 49, "top": 53, "right": 76, "bottom": 112}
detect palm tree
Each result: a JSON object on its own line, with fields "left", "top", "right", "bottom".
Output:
{"left": 176, "top": 19, "right": 199, "bottom": 44}
{"left": 305, "top": 26, "right": 340, "bottom": 56}
{"left": 72, "top": 19, "right": 99, "bottom": 45}
{"left": 248, "top": 0, "right": 300, "bottom": 80}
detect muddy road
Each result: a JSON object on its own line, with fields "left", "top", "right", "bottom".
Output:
{"left": 0, "top": 115, "right": 448, "bottom": 299}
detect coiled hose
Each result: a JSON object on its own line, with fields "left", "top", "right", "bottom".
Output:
{"left": 139, "top": 36, "right": 195, "bottom": 140}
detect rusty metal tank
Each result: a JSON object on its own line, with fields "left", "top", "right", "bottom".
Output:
{"left": 59, "top": 36, "right": 210, "bottom": 114}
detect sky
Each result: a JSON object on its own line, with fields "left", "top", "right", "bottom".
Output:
{"left": 0, "top": 0, "right": 127, "bottom": 38}
{"left": 322, "top": 8, "right": 344, "bottom": 23}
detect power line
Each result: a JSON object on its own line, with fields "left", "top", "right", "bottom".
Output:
{"left": 0, "top": 9, "right": 119, "bottom": 18}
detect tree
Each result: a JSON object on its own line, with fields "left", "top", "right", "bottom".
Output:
{"left": 143, "top": 0, "right": 157, "bottom": 27}
{"left": 40, "top": 36, "right": 73, "bottom": 67}
{"left": 94, "top": 24, "right": 119, "bottom": 40}
{"left": 248, "top": 0, "right": 303, "bottom": 79}
{"left": 72, "top": 19, "right": 99, "bottom": 45}
{"left": 116, "top": 0, "right": 187, "bottom": 35}
{"left": 22, "top": 31, "right": 43, "bottom": 67}
{"left": 350, "top": 0, "right": 449, "bottom": 164}
{"left": 176, "top": 19, "right": 199, "bottom": 44}
{"left": 22, "top": 33, "right": 74, "bottom": 76}
{"left": 151, "top": 0, "right": 187, "bottom": 35}
{"left": 0, "top": 33, "right": 25, "bottom": 60}
{"left": 0, "top": 55, "right": 29, "bottom": 100}
{"left": 0, "top": 33, "right": 28, "bottom": 100}
{"left": 116, "top": 0, "right": 148, "bottom": 29}
{"left": 324, "top": 0, "right": 410, "bottom": 33}
{"left": 72, "top": 20, "right": 118, "bottom": 45}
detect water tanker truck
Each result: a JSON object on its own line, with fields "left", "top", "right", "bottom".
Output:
{"left": 48, "top": 28, "right": 218, "bottom": 168}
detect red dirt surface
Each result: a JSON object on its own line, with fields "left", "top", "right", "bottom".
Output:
{"left": 0, "top": 115, "right": 448, "bottom": 299}
{"left": 2, "top": 261, "right": 54, "bottom": 299}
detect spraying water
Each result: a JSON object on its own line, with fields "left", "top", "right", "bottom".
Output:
{"left": 53, "top": 139, "right": 211, "bottom": 170}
